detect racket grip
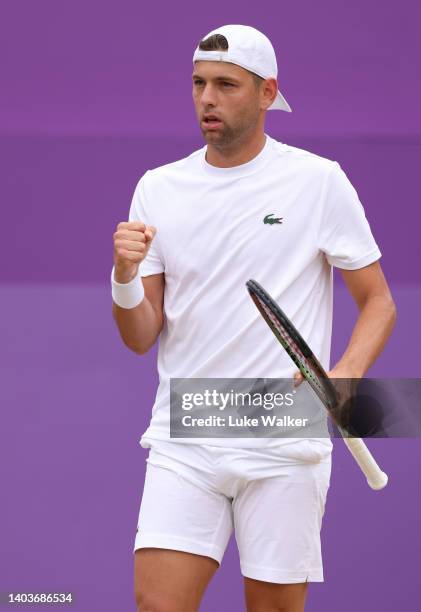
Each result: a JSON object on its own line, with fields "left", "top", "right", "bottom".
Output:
{"left": 341, "top": 435, "right": 388, "bottom": 490}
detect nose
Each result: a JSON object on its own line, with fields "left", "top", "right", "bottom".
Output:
{"left": 200, "top": 83, "right": 218, "bottom": 108}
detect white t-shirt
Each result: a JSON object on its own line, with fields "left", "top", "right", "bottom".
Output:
{"left": 127, "top": 134, "right": 381, "bottom": 452}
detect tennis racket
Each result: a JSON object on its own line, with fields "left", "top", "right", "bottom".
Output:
{"left": 246, "top": 279, "right": 388, "bottom": 491}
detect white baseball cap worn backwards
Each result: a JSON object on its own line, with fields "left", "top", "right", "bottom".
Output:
{"left": 193, "top": 24, "right": 292, "bottom": 112}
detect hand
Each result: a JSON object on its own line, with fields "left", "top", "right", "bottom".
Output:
{"left": 293, "top": 364, "right": 361, "bottom": 431}
{"left": 113, "top": 221, "right": 157, "bottom": 283}
{"left": 293, "top": 363, "right": 360, "bottom": 387}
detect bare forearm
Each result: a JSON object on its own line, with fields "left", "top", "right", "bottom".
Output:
{"left": 112, "top": 298, "right": 161, "bottom": 354}
{"left": 111, "top": 220, "right": 163, "bottom": 353}
{"left": 335, "top": 295, "right": 397, "bottom": 377}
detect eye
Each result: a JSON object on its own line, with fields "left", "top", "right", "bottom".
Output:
{"left": 222, "top": 82, "right": 234, "bottom": 87}
{"left": 193, "top": 79, "right": 204, "bottom": 86}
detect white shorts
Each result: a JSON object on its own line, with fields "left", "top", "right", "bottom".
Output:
{"left": 134, "top": 439, "right": 332, "bottom": 584}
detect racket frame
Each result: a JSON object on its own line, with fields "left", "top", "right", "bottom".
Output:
{"left": 246, "top": 279, "right": 388, "bottom": 490}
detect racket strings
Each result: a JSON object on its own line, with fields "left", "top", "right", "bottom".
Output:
{"left": 256, "top": 297, "right": 334, "bottom": 408}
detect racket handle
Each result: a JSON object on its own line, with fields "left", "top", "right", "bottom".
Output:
{"left": 340, "top": 433, "right": 388, "bottom": 490}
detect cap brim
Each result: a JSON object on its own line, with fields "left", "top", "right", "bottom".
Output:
{"left": 269, "top": 91, "right": 292, "bottom": 112}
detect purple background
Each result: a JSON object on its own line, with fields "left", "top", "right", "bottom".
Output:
{"left": 1, "top": 1, "right": 420, "bottom": 611}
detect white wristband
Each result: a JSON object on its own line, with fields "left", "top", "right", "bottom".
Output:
{"left": 111, "top": 266, "right": 145, "bottom": 309}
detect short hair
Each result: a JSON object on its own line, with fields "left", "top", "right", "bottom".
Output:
{"left": 197, "top": 33, "right": 264, "bottom": 91}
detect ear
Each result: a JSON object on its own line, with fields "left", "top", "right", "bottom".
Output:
{"left": 261, "top": 78, "right": 278, "bottom": 110}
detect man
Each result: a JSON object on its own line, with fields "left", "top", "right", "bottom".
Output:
{"left": 111, "top": 25, "right": 396, "bottom": 612}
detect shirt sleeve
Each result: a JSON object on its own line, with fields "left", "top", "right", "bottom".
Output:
{"left": 128, "top": 172, "right": 165, "bottom": 277}
{"left": 318, "top": 161, "right": 381, "bottom": 270}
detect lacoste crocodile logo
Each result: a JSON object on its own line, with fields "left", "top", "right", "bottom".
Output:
{"left": 263, "top": 213, "right": 283, "bottom": 225}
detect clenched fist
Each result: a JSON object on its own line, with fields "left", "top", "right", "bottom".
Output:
{"left": 113, "top": 221, "right": 157, "bottom": 283}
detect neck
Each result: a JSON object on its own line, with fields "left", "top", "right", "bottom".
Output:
{"left": 205, "top": 131, "right": 266, "bottom": 168}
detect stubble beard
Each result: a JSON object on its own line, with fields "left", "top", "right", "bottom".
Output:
{"left": 201, "top": 112, "right": 260, "bottom": 152}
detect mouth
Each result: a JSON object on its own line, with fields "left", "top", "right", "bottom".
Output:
{"left": 202, "top": 115, "right": 223, "bottom": 130}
